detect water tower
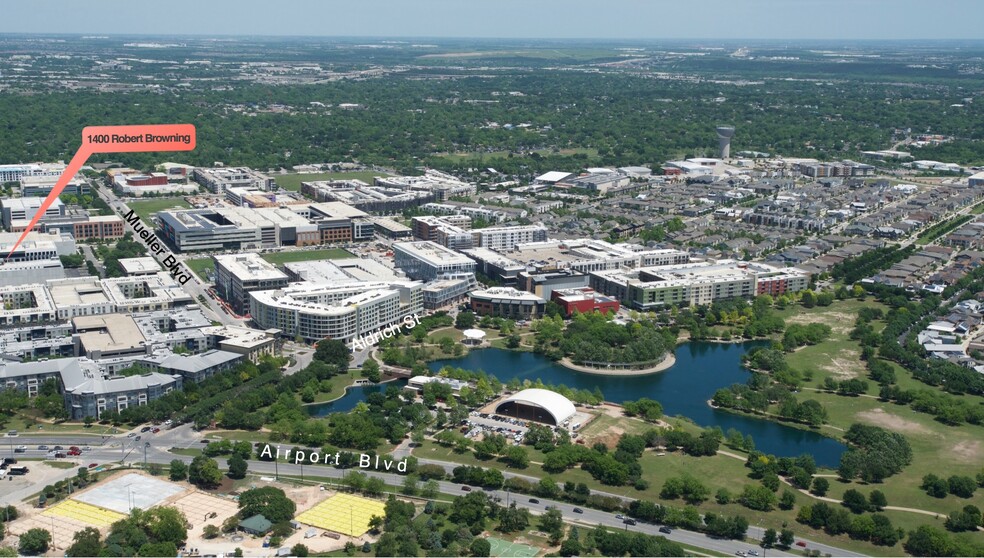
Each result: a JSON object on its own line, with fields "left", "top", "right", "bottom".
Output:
{"left": 716, "top": 126, "right": 735, "bottom": 159}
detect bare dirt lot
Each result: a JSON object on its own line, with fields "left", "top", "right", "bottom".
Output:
{"left": 855, "top": 408, "right": 931, "bottom": 435}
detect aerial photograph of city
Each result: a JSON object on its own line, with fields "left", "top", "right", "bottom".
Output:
{"left": 0, "top": 1, "right": 982, "bottom": 556}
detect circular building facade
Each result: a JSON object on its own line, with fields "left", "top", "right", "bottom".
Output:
{"left": 495, "top": 388, "right": 576, "bottom": 426}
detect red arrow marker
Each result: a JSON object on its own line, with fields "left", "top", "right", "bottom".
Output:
{"left": 5, "top": 124, "right": 196, "bottom": 260}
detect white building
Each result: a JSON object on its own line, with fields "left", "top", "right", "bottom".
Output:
{"left": 393, "top": 241, "right": 477, "bottom": 281}
{"left": 249, "top": 280, "right": 423, "bottom": 343}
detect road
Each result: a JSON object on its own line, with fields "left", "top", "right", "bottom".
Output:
{"left": 93, "top": 183, "right": 241, "bottom": 327}
{"left": 3, "top": 428, "right": 863, "bottom": 558}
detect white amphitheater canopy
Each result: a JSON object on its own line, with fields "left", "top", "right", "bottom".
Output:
{"left": 496, "top": 388, "right": 576, "bottom": 425}
{"left": 462, "top": 329, "right": 486, "bottom": 341}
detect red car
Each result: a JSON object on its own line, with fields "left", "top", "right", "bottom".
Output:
{"left": 67, "top": 449, "right": 81, "bottom": 456}
{"left": 88, "top": 463, "right": 98, "bottom": 468}
{"left": 69, "top": 446, "right": 80, "bottom": 452}
{"left": 152, "top": 428, "right": 160, "bottom": 433}
{"left": 796, "top": 542, "right": 807, "bottom": 548}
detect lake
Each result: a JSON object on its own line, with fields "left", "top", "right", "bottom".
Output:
{"left": 308, "top": 342, "right": 847, "bottom": 467}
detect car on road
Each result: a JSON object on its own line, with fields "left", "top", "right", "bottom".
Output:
{"left": 658, "top": 526, "right": 672, "bottom": 534}
{"left": 460, "top": 486, "right": 471, "bottom": 492}
{"left": 735, "top": 552, "right": 745, "bottom": 557}
{"left": 572, "top": 507, "right": 583, "bottom": 514}
{"left": 127, "top": 433, "right": 136, "bottom": 438}
{"left": 140, "top": 426, "right": 151, "bottom": 433}
{"left": 528, "top": 498, "right": 539, "bottom": 504}
{"left": 796, "top": 542, "right": 807, "bottom": 548}
{"left": 67, "top": 449, "right": 81, "bottom": 456}
{"left": 747, "top": 551, "right": 759, "bottom": 557}
{"left": 69, "top": 446, "right": 80, "bottom": 451}
{"left": 200, "top": 439, "right": 210, "bottom": 444}
{"left": 135, "top": 436, "right": 141, "bottom": 441}
{"left": 152, "top": 428, "right": 160, "bottom": 433}
{"left": 53, "top": 452, "right": 66, "bottom": 458}
{"left": 82, "top": 446, "right": 91, "bottom": 451}
{"left": 88, "top": 463, "right": 98, "bottom": 468}
{"left": 37, "top": 445, "right": 48, "bottom": 450}
{"left": 623, "top": 518, "right": 637, "bottom": 526}
{"left": 14, "top": 446, "right": 26, "bottom": 453}
{"left": 615, "top": 514, "right": 624, "bottom": 520}
{"left": 53, "top": 445, "right": 63, "bottom": 450}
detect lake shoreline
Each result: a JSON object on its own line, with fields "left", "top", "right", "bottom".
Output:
{"left": 558, "top": 352, "right": 676, "bottom": 376}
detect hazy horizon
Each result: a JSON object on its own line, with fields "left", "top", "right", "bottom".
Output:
{"left": 3, "top": 0, "right": 982, "bottom": 41}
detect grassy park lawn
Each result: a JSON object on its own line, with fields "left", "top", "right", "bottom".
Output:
{"left": 764, "top": 299, "right": 984, "bottom": 520}
{"left": 274, "top": 171, "right": 387, "bottom": 191}
{"left": 127, "top": 197, "right": 190, "bottom": 224}
{"left": 184, "top": 257, "right": 215, "bottom": 281}
{"left": 261, "top": 248, "right": 353, "bottom": 265}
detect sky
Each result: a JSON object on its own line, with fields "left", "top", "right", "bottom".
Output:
{"left": 2, "top": 0, "right": 981, "bottom": 41}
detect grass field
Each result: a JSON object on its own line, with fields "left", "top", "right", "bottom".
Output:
{"left": 127, "top": 197, "right": 190, "bottom": 223}
{"left": 261, "top": 248, "right": 353, "bottom": 265}
{"left": 274, "top": 171, "right": 387, "bottom": 192}
{"left": 184, "top": 257, "right": 215, "bottom": 281}
{"left": 770, "top": 299, "right": 984, "bottom": 532}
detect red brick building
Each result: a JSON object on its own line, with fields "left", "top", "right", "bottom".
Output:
{"left": 551, "top": 287, "right": 620, "bottom": 317}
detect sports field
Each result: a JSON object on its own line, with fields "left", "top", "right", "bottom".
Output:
{"left": 487, "top": 537, "right": 539, "bottom": 558}
{"left": 294, "top": 493, "right": 386, "bottom": 537}
{"left": 43, "top": 499, "right": 125, "bottom": 527}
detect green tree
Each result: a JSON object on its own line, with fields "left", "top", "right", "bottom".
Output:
{"left": 778, "top": 528, "right": 795, "bottom": 548}
{"left": 868, "top": 489, "right": 887, "bottom": 511}
{"left": 18, "top": 528, "right": 51, "bottom": 555}
{"left": 238, "top": 487, "right": 297, "bottom": 523}
{"left": 66, "top": 527, "right": 101, "bottom": 558}
{"left": 188, "top": 455, "right": 222, "bottom": 488}
{"left": 762, "top": 528, "right": 777, "bottom": 548}
{"left": 842, "top": 489, "right": 869, "bottom": 514}
{"left": 469, "top": 537, "right": 491, "bottom": 557}
{"left": 811, "top": 477, "right": 829, "bottom": 497}
{"left": 227, "top": 454, "right": 248, "bottom": 479}
{"left": 291, "top": 543, "right": 309, "bottom": 557}
{"left": 169, "top": 459, "right": 188, "bottom": 481}
{"left": 455, "top": 311, "right": 476, "bottom": 329}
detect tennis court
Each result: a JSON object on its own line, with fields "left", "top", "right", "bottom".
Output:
{"left": 294, "top": 493, "right": 386, "bottom": 537}
{"left": 487, "top": 536, "right": 539, "bottom": 557}
{"left": 43, "top": 499, "right": 126, "bottom": 527}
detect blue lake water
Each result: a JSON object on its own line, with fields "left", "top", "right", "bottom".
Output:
{"left": 307, "top": 342, "right": 847, "bottom": 467}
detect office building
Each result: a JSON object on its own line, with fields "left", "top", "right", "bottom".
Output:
{"left": 0, "top": 231, "right": 77, "bottom": 287}
{"left": 1, "top": 197, "right": 65, "bottom": 230}
{"left": 19, "top": 175, "right": 89, "bottom": 197}
{"left": 214, "top": 253, "right": 290, "bottom": 315}
{"left": 474, "top": 224, "right": 548, "bottom": 251}
{"left": 193, "top": 166, "right": 274, "bottom": 194}
{"left": 374, "top": 170, "right": 476, "bottom": 202}
{"left": 551, "top": 287, "right": 620, "bottom": 317}
{"left": 0, "top": 162, "right": 65, "bottom": 183}
{"left": 504, "top": 239, "right": 690, "bottom": 274}
{"left": 469, "top": 287, "right": 546, "bottom": 320}
{"left": 461, "top": 247, "right": 525, "bottom": 285}
{"left": 118, "top": 257, "right": 163, "bottom": 277}
{"left": 412, "top": 215, "right": 472, "bottom": 242}
{"left": 589, "top": 260, "right": 810, "bottom": 310}
{"left": 301, "top": 180, "right": 434, "bottom": 213}
{"left": 157, "top": 202, "right": 372, "bottom": 252}
{"left": 393, "top": 241, "right": 476, "bottom": 281}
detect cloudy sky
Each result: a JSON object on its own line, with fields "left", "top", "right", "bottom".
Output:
{"left": 2, "top": 0, "right": 980, "bottom": 40}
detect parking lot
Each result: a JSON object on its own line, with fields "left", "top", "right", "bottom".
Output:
{"left": 463, "top": 412, "right": 530, "bottom": 443}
